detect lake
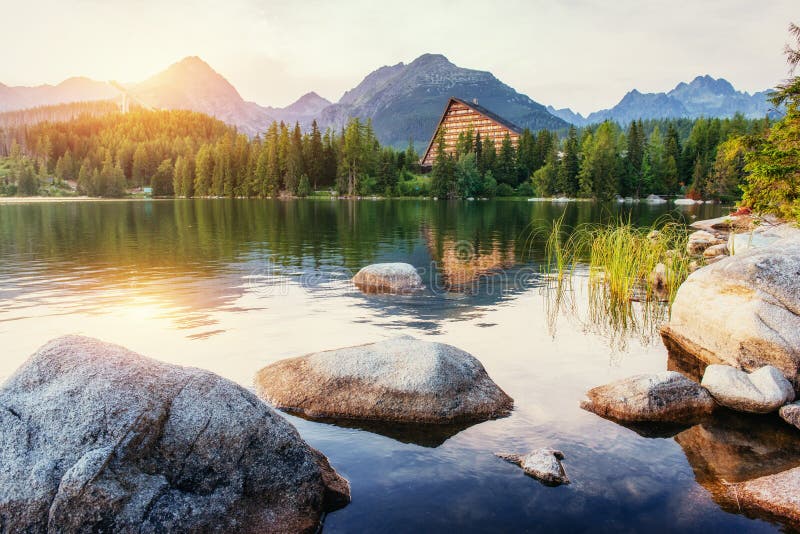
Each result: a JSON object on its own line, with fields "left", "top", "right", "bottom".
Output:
{"left": 0, "top": 198, "right": 794, "bottom": 532}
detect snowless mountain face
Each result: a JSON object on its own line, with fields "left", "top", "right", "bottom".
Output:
{"left": 0, "top": 77, "right": 118, "bottom": 112}
{"left": 314, "top": 53, "right": 567, "bottom": 148}
{"left": 127, "top": 56, "right": 275, "bottom": 136}
{"left": 552, "top": 75, "right": 777, "bottom": 126}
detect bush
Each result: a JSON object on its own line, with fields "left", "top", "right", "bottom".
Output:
{"left": 496, "top": 183, "right": 515, "bottom": 197}
{"left": 516, "top": 182, "right": 535, "bottom": 197}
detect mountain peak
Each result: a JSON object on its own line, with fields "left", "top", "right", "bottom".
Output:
{"left": 283, "top": 91, "right": 332, "bottom": 116}
{"left": 409, "top": 53, "right": 453, "bottom": 68}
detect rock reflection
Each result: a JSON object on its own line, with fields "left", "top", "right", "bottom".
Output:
{"left": 283, "top": 412, "right": 473, "bottom": 448}
{"left": 675, "top": 410, "right": 800, "bottom": 521}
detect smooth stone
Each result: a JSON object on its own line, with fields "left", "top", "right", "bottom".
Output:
{"left": 660, "top": 232, "right": 800, "bottom": 388}
{"left": 255, "top": 335, "right": 513, "bottom": 425}
{"left": 580, "top": 371, "right": 716, "bottom": 423}
{"left": 352, "top": 262, "right": 424, "bottom": 294}
{"left": 496, "top": 449, "right": 570, "bottom": 486}
{"left": 0, "top": 336, "right": 349, "bottom": 533}
{"left": 686, "top": 230, "right": 725, "bottom": 256}
{"left": 701, "top": 364, "right": 795, "bottom": 413}
{"left": 703, "top": 242, "right": 729, "bottom": 258}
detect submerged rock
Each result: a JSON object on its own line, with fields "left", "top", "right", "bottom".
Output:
{"left": 496, "top": 449, "right": 570, "bottom": 486}
{"left": 255, "top": 335, "right": 513, "bottom": 425}
{"left": 580, "top": 371, "right": 716, "bottom": 423}
{"left": 660, "top": 233, "right": 800, "bottom": 388}
{"left": 701, "top": 364, "right": 794, "bottom": 413}
{"left": 0, "top": 336, "right": 349, "bottom": 533}
{"left": 352, "top": 262, "right": 424, "bottom": 294}
{"left": 729, "top": 467, "right": 800, "bottom": 527}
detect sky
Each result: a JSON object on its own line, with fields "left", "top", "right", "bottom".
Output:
{"left": 0, "top": 0, "right": 795, "bottom": 115}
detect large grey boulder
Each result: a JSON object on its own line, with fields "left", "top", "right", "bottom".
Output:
{"left": 701, "top": 364, "right": 795, "bottom": 413}
{"left": 255, "top": 336, "right": 513, "bottom": 424}
{"left": 660, "top": 232, "right": 800, "bottom": 388}
{"left": 0, "top": 336, "right": 349, "bottom": 533}
{"left": 496, "top": 449, "right": 570, "bottom": 486}
{"left": 352, "top": 262, "right": 424, "bottom": 294}
{"left": 580, "top": 371, "right": 716, "bottom": 423}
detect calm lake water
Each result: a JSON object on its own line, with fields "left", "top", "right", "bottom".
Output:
{"left": 1, "top": 198, "right": 797, "bottom": 532}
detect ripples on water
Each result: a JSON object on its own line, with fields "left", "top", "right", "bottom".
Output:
{"left": 0, "top": 199, "right": 793, "bottom": 532}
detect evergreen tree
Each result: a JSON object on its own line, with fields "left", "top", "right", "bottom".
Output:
{"left": 430, "top": 128, "right": 456, "bottom": 198}
{"left": 495, "top": 133, "right": 518, "bottom": 186}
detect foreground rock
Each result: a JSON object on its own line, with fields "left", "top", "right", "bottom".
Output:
{"left": 580, "top": 371, "right": 716, "bottom": 423}
{"left": 701, "top": 364, "right": 794, "bottom": 413}
{"left": 660, "top": 232, "right": 800, "bottom": 388}
{"left": 255, "top": 336, "right": 513, "bottom": 424}
{"left": 496, "top": 449, "right": 570, "bottom": 486}
{"left": 729, "top": 467, "right": 800, "bottom": 527}
{"left": 352, "top": 262, "right": 424, "bottom": 294}
{"left": 0, "top": 336, "right": 349, "bottom": 533}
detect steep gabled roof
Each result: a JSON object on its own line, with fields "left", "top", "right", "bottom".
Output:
{"left": 420, "top": 97, "right": 523, "bottom": 166}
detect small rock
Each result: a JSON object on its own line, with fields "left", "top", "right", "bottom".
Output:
{"left": 256, "top": 335, "right": 513, "bottom": 424}
{"left": 647, "top": 230, "right": 661, "bottom": 242}
{"left": 649, "top": 262, "right": 668, "bottom": 291}
{"left": 496, "top": 449, "right": 570, "bottom": 486}
{"left": 703, "top": 243, "right": 729, "bottom": 258}
{"left": 352, "top": 262, "right": 424, "bottom": 294}
{"left": 686, "top": 230, "right": 725, "bottom": 256}
{"left": 780, "top": 402, "right": 800, "bottom": 430}
{"left": 581, "top": 371, "right": 716, "bottom": 423}
{"left": 701, "top": 364, "right": 795, "bottom": 413}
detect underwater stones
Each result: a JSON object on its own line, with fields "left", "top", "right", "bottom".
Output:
{"left": 701, "top": 364, "right": 795, "bottom": 414}
{"left": 0, "top": 336, "right": 349, "bottom": 533}
{"left": 496, "top": 449, "right": 570, "bottom": 486}
{"left": 352, "top": 262, "right": 424, "bottom": 294}
{"left": 255, "top": 335, "right": 513, "bottom": 424}
{"left": 580, "top": 371, "right": 716, "bottom": 423}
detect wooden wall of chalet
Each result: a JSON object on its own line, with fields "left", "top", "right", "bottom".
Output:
{"left": 421, "top": 100, "right": 521, "bottom": 167}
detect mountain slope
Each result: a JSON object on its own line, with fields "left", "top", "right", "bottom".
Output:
{"left": 266, "top": 92, "right": 332, "bottom": 126}
{"left": 0, "top": 77, "right": 118, "bottom": 112}
{"left": 315, "top": 54, "right": 567, "bottom": 148}
{"left": 556, "top": 75, "right": 777, "bottom": 126}
{"left": 128, "top": 56, "right": 274, "bottom": 136}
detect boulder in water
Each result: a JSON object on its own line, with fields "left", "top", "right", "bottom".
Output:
{"left": 0, "top": 336, "right": 349, "bottom": 533}
{"left": 255, "top": 336, "right": 513, "bottom": 424}
{"left": 352, "top": 262, "right": 424, "bottom": 294}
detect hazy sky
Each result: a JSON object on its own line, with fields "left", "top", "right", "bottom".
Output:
{"left": 0, "top": 0, "right": 795, "bottom": 114}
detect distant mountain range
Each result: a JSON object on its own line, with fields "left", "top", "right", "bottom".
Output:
{"left": 547, "top": 75, "right": 778, "bottom": 126}
{"left": 0, "top": 57, "right": 780, "bottom": 146}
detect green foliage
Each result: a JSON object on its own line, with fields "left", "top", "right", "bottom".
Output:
{"left": 297, "top": 174, "right": 312, "bottom": 197}
{"left": 740, "top": 23, "right": 800, "bottom": 221}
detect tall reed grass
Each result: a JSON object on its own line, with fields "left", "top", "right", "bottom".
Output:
{"left": 538, "top": 215, "right": 695, "bottom": 349}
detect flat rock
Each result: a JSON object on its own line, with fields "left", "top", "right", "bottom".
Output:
{"left": 255, "top": 335, "right": 513, "bottom": 424}
{"left": 352, "top": 262, "right": 424, "bottom": 294}
{"left": 660, "top": 231, "right": 800, "bottom": 388}
{"left": 701, "top": 364, "right": 795, "bottom": 413}
{"left": 780, "top": 402, "right": 800, "bottom": 429}
{"left": 580, "top": 371, "right": 716, "bottom": 423}
{"left": 0, "top": 336, "right": 349, "bottom": 533}
{"left": 496, "top": 449, "right": 570, "bottom": 486}
{"left": 730, "top": 467, "right": 800, "bottom": 527}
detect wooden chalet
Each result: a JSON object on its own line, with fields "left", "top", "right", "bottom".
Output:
{"left": 420, "top": 97, "right": 522, "bottom": 169}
